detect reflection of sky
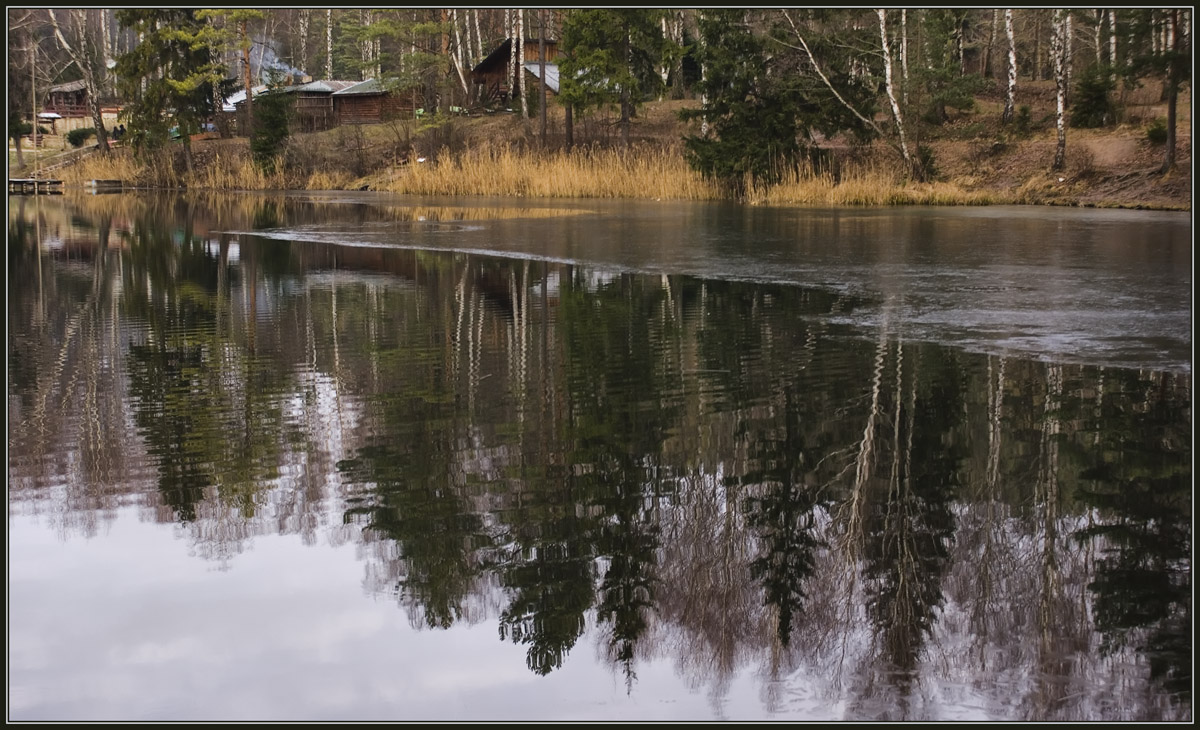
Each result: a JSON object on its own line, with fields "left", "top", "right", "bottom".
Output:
{"left": 9, "top": 511, "right": 731, "bottom": 722}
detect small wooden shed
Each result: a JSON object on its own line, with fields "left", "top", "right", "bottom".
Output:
{"left": 333, "top": 78, "right": 422, "bottom": 124}
{"left": 471, "top": 39, "right": 558, "bottom": 105}
{"left": 288, "top": 80, "right": 360, "bottom": 132}
{"left": 43, "top": 79, "right": 88, "bottom": 118}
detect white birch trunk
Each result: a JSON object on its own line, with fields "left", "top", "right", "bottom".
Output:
{"left": 1108, "top": 9, "right": 1118, "bottom": 67}
{"left": 473, "top": 9, "right": 483, "bottom": 67}
{"left": 506, "top": 9, "right": 517, "bottom": 106}
{"left": 985, "top": 9, "right": 997, "bottom": 76}
{"left": 1094, "top": 9, "right": 1103, "bottom": 65}
{"left": 517, "top": 9, "right": 527, "bottom": 118}
{"left": 900, "top": 9, "right": 908, "bottom": 106}
{"left": 48, "top": 9, "right": 109, "bottom": 153}
{"left": 1003, "top": 9, "right": 1017, "bottom": 123}
{"left": 877, "top": 9, "right": 915, "bottom": 176}
{"left": 101, "top": 9, "right": 112, "bottom": 93}
{"left": 1064, "top": 11, "right": 1073, "bottom": 105}
{"left": 1052, "top": 9, "right": 1067, "bottom": 171}
{"left": 450, "top": 10, "right": 470, "bottom": 98}
{"left": 325, "top": 9, "right": 333, "bottom": 80}
{"left": 298, "top": 10, "right": 309, "bottom": 75}
{"left": 360, "top": 10, "right": 370, "bottom": 81}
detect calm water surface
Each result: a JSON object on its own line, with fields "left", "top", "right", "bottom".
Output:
{"left": 7, "top": 192, "right": 1191, "bottom": 721}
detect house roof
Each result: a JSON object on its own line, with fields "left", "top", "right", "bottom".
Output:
{"left": 472, "top": 38, "right": 557, "bottom": 76}
{"left": 523, "top": 62, "right": 560, "bottom": 94}
{"left": 332, "top": 78, "right": 419, "bottom": 96}
{"left": 48, "top": 79, "right": 87, "bottom": 94}
{"left": 290, "top": 80, "right": 360, "bottom": 94}
{"left": 333, "top": 78, "right": 386, "bottom": 96}
{"left": 222, "top": 85, "right": 269, "bottom": 112}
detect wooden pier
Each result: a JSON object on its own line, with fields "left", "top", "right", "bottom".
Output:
{"left": 86, "top": 179, "right": 124, "bottom": 193}
{"left": 8, "top": 178, "right": 64, "bottom": 195}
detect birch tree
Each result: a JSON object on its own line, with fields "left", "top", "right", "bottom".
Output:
{"left": 297, "top": 9, "right": 309, "bottom": 74}
{"left": 1051, "top": 9, "right": 1067, "bottom": 171}
{"left": 1108, "top": 9, "right": 1118, "bottom": 68}
{"left": 326, "top": 9, "right": 333, "bottom": 79}
{"left": 517, "top": 9, "right": 528, "bottom": 118}
{"left": 877, "top": 9, "right": 917, "bottom": 179}
{"left": 1160, "top": 8, "right": 1183, "bottom": 174}
{"left": 1002, "top": 9, "right": 1017, "bottom": 124}
{"left": 48, "top": 8, "right": 111, "bottom": 153}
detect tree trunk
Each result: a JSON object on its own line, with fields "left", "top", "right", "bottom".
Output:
{"left": 182, "top": 132, "right": 194, "bottom": 180}
{"left": 1033, "top": 10, "right": 1042, "bottom": 81}
{"left": 29, "top": 38, "right": 37, "bottom": 175}
{"left": 326, "top": 10, "right": 333, "bottom": 80}
{"left": 450, "top": 10, "right": 470, "bottom": 101}
{"left": 1093, "top": 9, "right": 1103, "bottom": 65}
{"left": 877, "top": 10, "right": 917, "bottom": 179}
{"left": 539, "top": 11, "right": 547, "bottom": 145}
{"left": 242, "top": 20, "right": 254, "bottom": 135}
{"left": 1064, "top": 12, "right": 1072, "bottom": 107}
{"left": 984, "top": 9, "right": 997, "bottom": 76}
{"left": 1161, "top": 9, "right": 1180, "bottom": 174}
{"left": 565, "top": 103, "right": 574, "bottom": 149}
{"left": 472, "top": 9, "right": 484, "bottom": 68}
{"left": 1052, "top": 9, "right": 1067, "bottom": 171}
{"left": 620, "top": 20, "right": 631, "bottom": 150}
{"left": 1002, "top": 9, "right": 1017, "bottom": 123}
{"left": 49, "top": 10, "right": 109, "bottom": 153}
{"left": 298, "top": 9, "right": 309, "bottom": 75}
{"left": 900, "top": 10, "right": 909, "bottom": 106}
{"left": 517, "top": 10, "right": 527, "bottom": 118}
{"left": 1108, "top": 9, "right": 1118, "bottom": 68}
{"left": 101, "top": 9, "right": 112, "bottom": 94}
{"left": 360, "top": 10, "right": 370, "bottom": 81}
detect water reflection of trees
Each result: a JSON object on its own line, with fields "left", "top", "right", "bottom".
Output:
{"left": 7, "top": 196, "right": 1191, "bottom": 721}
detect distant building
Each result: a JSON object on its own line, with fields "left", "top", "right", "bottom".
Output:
{"left": 333, "top": 79, "right": 423, "bottom": 125}
{"left": 471, "top": 38, "right": 559, "bottom": 106}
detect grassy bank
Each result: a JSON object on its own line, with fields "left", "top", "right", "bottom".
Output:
{"left": 24, "top": 91, "right": 1190, "bottom": 211}
{"left": 51, "top": 138, "right": 1061, "bottom": 207}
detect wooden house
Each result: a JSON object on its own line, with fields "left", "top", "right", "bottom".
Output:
{"left": 471, "top": 39, "right": 558, "bottom": 105}
{"left": 287, "top": 80, "right": 360, "bottom": 132}
{"left": 333, "top": 79, "right": 422, "bottom": 125}
{"left": 43, "top": 79, "right": 88, "bottom": 118}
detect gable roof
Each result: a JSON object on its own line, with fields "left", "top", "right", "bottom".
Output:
{"left": 523, "top": 62, "right": 561, "bottom": 94}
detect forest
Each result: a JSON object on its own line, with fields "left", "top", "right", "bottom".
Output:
{"left": 6, "top": 9, "right": 1191, "bottom": 205}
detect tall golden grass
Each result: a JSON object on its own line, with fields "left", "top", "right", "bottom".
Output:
{"left": 752, "top": 160, "right": 1005, "bottom": 207}
{"left": 373, "top": 142, "right": 721, "bottom": 200}
{"left": 47, "top": 137, "right": 1044, "bottom": 208}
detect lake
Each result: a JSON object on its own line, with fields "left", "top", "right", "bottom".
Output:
{"left": 7, "top": 191, "right": 1191, "bottom": 721}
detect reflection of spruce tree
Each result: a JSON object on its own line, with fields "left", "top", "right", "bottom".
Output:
{"left": 126, "top": 225, "right": 297, "bottom": 526}
{"left": 743, "top": 389, "right": 824, "bottom": 648}
{"left": 498, "top": 531, "right": 598, "bottom": 676}
{"left": 499, "top": 270, "right": 675, "bottom": 678}
{"left": 340, "top": 437, "right": 487, "bottom": 630}
{"left": 1075, "top": 370, "right": 1191, "bottom": 702}
{"left": 862, "top": 345, "right": 962, "bottom": 691}
{"left": 124, "top": 219, "right": 224, "bottom": 523}
{"left": 595, "top": 469, "right": 662, "bottom": 691}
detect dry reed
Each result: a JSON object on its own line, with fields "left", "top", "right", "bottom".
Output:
{"left": 374, "top": 142, "right": 720, "bottom": 200}
{"left": 755, "top": 160, "right": 1004, "bottom": 207}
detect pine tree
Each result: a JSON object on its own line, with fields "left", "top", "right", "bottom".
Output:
{"left": 114, "top": 9, "right": 226, "bottom": 177}
{"left": 559, "top": 9, "right": 668, "bottom": 150}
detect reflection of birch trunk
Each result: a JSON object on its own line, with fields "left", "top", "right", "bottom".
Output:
{"left": 1033, "top": 362, "right": 1067, "bottom": 716}
{"left": 509, "top": 262, "right": 529, "bottom": 425}
{"left": 971, "top": 355, "right": 1006, "bottom": 661}
{"left": 834, "top": 312, "right": 889, "bottom": 674}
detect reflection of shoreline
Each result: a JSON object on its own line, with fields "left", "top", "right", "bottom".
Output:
{"left": 7, "top": 194, "right": 1191, "bottom": 722}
